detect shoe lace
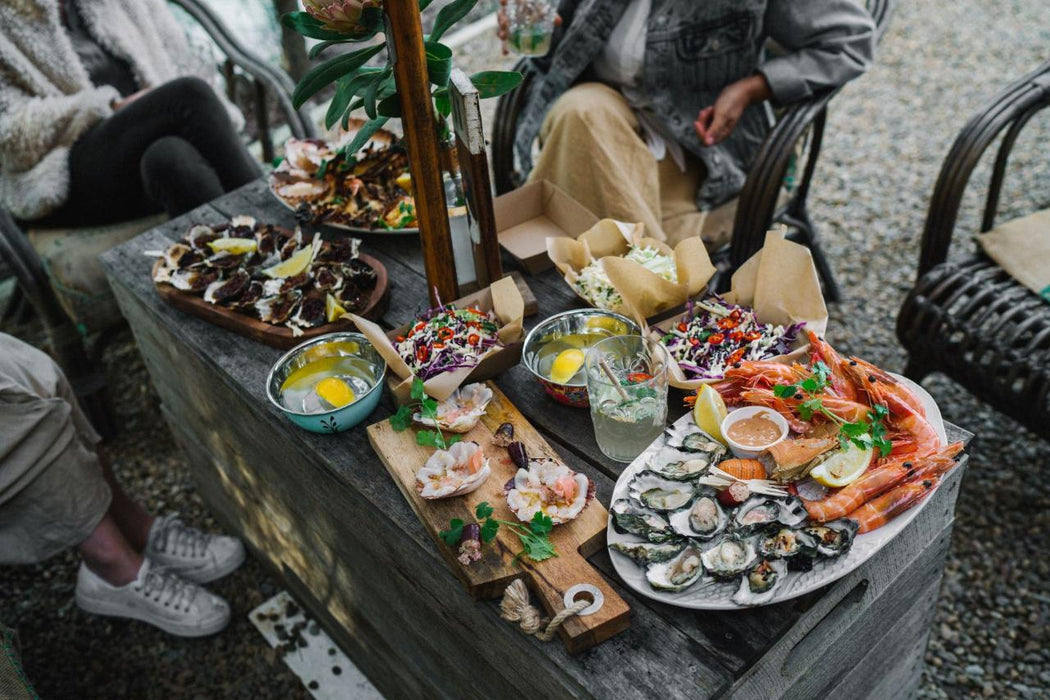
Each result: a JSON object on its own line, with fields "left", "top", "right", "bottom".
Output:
{"left": 153, "top": 516, "right": 211, "bottom": 559}
{"left": 136, "top": 567, "right": 199, "bottom": 612}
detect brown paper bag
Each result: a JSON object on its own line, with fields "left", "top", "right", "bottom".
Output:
{"left": 349, "top": 276, "right": 525, "bottom": 404}
{"left": 546, "top": 219, "right": 712, "bottom": 318}
{"left": 651, "top": 228, "right": 829, "bottom": 391}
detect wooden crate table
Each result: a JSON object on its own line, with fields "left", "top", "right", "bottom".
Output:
{"left": 100, "top": 180, "right": 971, "bottom": 699}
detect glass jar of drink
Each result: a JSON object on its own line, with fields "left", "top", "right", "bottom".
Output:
{"left": 505, "top": 0, "right": 557, "bottom": 56}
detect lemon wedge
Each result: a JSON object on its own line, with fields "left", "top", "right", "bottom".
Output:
{"left": 692, "top": 384, "right": 729, "bottom": 445}
{"left": 208, "top": 237, "right": 257, "bottom": 255}
{"left": 548, "top": 348, "right": 585, "bottom": 384}
{"left": 263, "top": 237, "right": 317, "bottom": 278}
{"left": 315, "top": 377, "right": 355, "bottom": 409}
{"left": 326, "top": 293, "right": 348, "bottom": 323}
{"left": 810, "top": 446, "right": 873, "bottom": 488}
{"left": 395, "top": 172, "right": 412, "bottom": 194}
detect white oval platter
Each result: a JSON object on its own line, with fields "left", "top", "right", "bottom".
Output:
{"left": 605, "top": 374, "right": 948, "bottom": 610}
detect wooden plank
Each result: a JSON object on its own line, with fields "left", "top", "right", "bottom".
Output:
{"left": 385, "top": 0, "right": 458, "bottom": 304}
{"left": 368, "top": 382, "right": 631, "bottom": 653}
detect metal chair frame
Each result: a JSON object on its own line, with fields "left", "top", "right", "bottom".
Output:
{"left": 0, "top": 0, "right": 313, "bottom": 439}
{"left": 491, "top": 0, "right": 894, "bottom": 302}
{"left": 896, "top": 59, "right": 1050, "bottom": 441}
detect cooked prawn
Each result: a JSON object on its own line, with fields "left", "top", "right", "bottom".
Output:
{"left": 806, "top": 331, "right": 860, "bottom": 402}
{"left": 850, "top": 478, "right": 940, "bottom": 533}
{"left": 844, "top": 355, "right": 926, "bottom": 418}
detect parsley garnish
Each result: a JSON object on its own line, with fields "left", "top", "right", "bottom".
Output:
{"left": 774, "top": 363, "right": 893, "bottom": 457}
{"left": 390, "top": 378, "right": 461, "bottom": 450}
{"left": 439, "top": 502, "right": 557, "bottom": 565}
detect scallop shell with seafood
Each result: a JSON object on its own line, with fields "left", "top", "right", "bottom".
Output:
{"left": 413, "top": 383, "right": 493, "bottom": 434}
{"left": 415, "top": 441, "right": 490, "bottom": 500}
{"left": 505, "top": 458, "right": 592, "bottom": 525}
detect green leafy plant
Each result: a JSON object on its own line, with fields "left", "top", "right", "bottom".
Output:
{"left": 282, "top": 0, "right": 523, "bottom": 155}
{"left": 391, "top": 377, "right": 461, "bottom": 449}
{"left": 439, "top": 501, "right": 557, "bottom": 565}
{"left": 773, "top": 362, "right": 893, "bottom": 456}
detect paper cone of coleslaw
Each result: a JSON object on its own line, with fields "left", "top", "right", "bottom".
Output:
{"left": 350, "top": 276, "right": 525, "bottom": 404}
{"left": 650, "top": 228, "right": 828, "bottom": 391}
{"left": 546, "top": 219, "right": 713, "bottom": 319}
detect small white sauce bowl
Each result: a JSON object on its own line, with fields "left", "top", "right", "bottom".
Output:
{"left": 720, "top": 406, "right": 789, "bottom": 460}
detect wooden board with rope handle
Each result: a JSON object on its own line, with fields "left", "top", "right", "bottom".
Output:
{"left": 367, "top": 382, "right": 630, "bottom": 653}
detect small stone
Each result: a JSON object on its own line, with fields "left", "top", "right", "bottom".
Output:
{"left": 965, "top": 664, "right": 984, "bottom": 676}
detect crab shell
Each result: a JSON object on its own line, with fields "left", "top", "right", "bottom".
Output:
{"left": 415, "top": 441, "right": 491, "bottom": 500}
{"left": 413, "top": 383, "right": 494, "bottom": 433}
{"left": 503, "top": 458, "right": 594, "bottom": 525}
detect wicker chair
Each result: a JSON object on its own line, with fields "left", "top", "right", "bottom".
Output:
{"left": 491, "top": 0, "right": 894, "bottom": 301}
{"left": 0, "top": 0, "right": 314, "bottom": 438}
{"left": 896, "top": 60, "right": 1050, "bottom": 441}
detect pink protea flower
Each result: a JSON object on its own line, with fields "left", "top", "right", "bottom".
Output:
{"left": 303, "top": 0, "right": 380, "bottom": 34}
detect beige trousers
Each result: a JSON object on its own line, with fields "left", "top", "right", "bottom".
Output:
{"left": 528, "top": 82, "right": 737, "bottom": 249}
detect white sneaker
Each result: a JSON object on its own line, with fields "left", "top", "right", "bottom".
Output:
{"left": 75, "top": 559, "right": 230, "bottom": 637}
{"left": 145, "top": 514, "right": 246, "bottom": 583}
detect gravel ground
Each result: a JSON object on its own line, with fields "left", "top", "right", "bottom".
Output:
{"left": 2, "top": 1, "right": 1050, "bottom": 697}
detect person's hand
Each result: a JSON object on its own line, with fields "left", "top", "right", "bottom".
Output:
{"left": 694, "top": 74, "right": 772, "bottom": 146}
{"left": 497, "top": 0, "right": 562, "bottom": 55}
{"left": 112, "top": 88, "right": 150, "bottom": 110}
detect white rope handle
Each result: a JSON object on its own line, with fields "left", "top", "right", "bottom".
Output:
{"left": 499, "top": 579, "right": 590, "bottom": 642}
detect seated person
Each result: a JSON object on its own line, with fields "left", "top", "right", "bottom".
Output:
{"left": 0, "top": 333, "right": 245, "bottom": 637}
{"left": 501, "top": 0, "right": 876, "bottom": 248}
{"left": 0, "top": 0, "right": 261, "bottom": 225}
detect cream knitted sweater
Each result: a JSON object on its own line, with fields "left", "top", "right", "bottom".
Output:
{"left": 0, "top": 0, "right": 241, "bottom": 220}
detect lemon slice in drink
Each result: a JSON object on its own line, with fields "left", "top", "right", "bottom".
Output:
{"left": 549, "top": 348, "right": 585, "bottom": 384}
{"left": 692, "top": 384, "right": 729, "bottom": 444}
{"left": 810, "top": 445, "right": 873, "bottom": 488}
{"left": 326, "top": 293, "right": 348, "bottom": 323}
{"left": 584, "top": 315, "right": 627, "bottom": 335}
{"left": 315, "top": 377, "right": 355, "bottom": 409}
{"left": 208, "top": 237, "right": 257, "bottom": 255}
{"left": 263, "top": 243, "right": 314, "bottom": 279}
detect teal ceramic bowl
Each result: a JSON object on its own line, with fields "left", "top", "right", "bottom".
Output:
{"left": 266, "top": 332, "right": 386, "bottom": 434}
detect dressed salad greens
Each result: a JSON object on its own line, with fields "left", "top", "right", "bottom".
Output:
{"left": 573, "top": 245, "right": 677, "bottom": 312}
{"left": 660, "top": 297, "right": 803, "bottom": 380}
{"left": 395, "top": 304, "right": 501, "bottom": 380}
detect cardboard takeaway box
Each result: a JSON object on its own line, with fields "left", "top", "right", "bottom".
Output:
{"left": 494, "top": 180, "right": 600, "bottom": 274}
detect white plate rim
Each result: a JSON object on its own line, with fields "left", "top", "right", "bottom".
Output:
{"left": 605, "top": 374, "right": 949, "bottom": 610}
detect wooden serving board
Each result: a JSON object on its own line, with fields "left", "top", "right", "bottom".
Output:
{"left": 153, "top": 252, "right": 389, "bottom": 350}
{"left": 367, "top": 382, "right": 630, "bottom": 653}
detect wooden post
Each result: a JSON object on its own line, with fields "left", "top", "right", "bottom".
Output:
{"left": 448, "top": 69, "right": 502, "bottom": 289}
{"left": 385, "top": 0, "right": 458, "bottom": 305}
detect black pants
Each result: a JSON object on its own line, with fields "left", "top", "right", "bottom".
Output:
{"left": 41, "top": 76, "right": 261, "bottom": 226}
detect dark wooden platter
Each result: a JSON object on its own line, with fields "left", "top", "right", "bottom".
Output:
{"left": 153, "top": 251, "right": 389, "bottom": 350}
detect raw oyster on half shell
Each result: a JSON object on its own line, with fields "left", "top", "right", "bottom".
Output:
{"left": 610, "top": 499, "right": 678, "bottom": 544}
{"left": 628, "top": 472, "right": 697, "bottom": 512}
{"left": 609, "top": 540, "right": 686, "bottom": 565}
{"left": 700, "top": 538, "right": 758, "bottom": 580}
{"left": 731, "top": 558, "right": 787, "bottom": 606}
{"left": 669, "top": 490, "right": 728, "bottom": 540}
{"left": 646, "top": 541, "right": 705, "bottom": 592}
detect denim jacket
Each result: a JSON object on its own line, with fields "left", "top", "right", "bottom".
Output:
{"left": 516, "top": 0, "right": 877, "bottom": 209}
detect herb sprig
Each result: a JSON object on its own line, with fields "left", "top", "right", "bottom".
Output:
{"left": 390, "top": 377, "right": 461, "bottom": 450}
{"left": 773, "top": 362, "right": 893, "bottom": 457}
{"left": 439, "top": 502, "right": 557, "bottom": 565}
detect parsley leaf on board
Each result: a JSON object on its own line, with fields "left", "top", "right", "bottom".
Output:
{"left": 439, "top": 518, "right": 464, "bottom": 547}
{"left": 390, "top": 405, "right": 413, "bottom": 431}
{"left": 480, "top": 518, "right": 499, "bottom": 543}
{"left": 475, "top": 502, "right": 494, "bottom": 520}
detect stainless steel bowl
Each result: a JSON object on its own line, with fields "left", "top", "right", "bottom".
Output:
{"left": 522, "top": 309, "right": 640, "bottom": 407}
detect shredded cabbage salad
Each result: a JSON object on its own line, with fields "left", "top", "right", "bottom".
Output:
{"left": 660, "top": 297, "right": 803, "bottom": 380}
{"left": 395, "top": 304, "right": 501, "bottom": 380}
{"left": 573, "top": 245, "right": 677, "bottom": 312}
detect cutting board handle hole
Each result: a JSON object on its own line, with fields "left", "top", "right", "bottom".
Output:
{"left": 564, "top": 584, "right": 604, "bottom": 616}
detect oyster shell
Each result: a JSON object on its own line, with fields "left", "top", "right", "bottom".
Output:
{"left": 230, "top": 214, "right": 256, "bottom": 229}
{"left": 161, "top": 243, "right": 200, "bottom": 270}
{"left": 169, "top": 267, "right": 218, "bottom": 293}
{"left": 203, "top": 269, "right": 250, "bottom": 305}
{"left": 733, "top": 496, "right": 807, "bottom": 535}
{"left": 203, "top": 251, "right": 246, "bottom": 269}
{"left": 665, "top": 425, "right": 727, "bottom": 460}
{"left": 415, "top": 441, "right": 490, "bottom": 500}
{"left": 757, "top": 527, "right": 819, "bottom": 571}
{"left": 628, "top": 472, "right": 697, "bottom": 512}
{"left": 731, "top": 559, "right": 787, "bottom": 606}
{"left": 262, "top": 271, "right": 311, "bottom": 297}
{"left": 646, "top": 447, "right": 713, "bottom": 481}
{"left": 669, "top": 491, "right": 728, "bottom": 540}
{"left": 610, "top": 499, "right": 677, "bottom": 543}
{"left": 609, "top": 540, "right": 685, "bottom": 565}
{"left": 289, "top": 293, "right": 326, "bottom": 329}
{"left": 505, "top": 458, "right": 591, "bottom": 525}
{"left": 646, "top": 542, "right": 705, "bottom": 592}
{"left": 186, "top": 224, "right": 223, "bottom": 250}
{"left": 413, "top": 383, "right": 493, "bottom": 434}
{"left": 803, "top": 518, "right": 859, "bottom": 558}
{"left": 701, "top": 538, "right": 758, "bottom": 580}
{"left": 255, "top": 291, "right": 302, "bottom": 324}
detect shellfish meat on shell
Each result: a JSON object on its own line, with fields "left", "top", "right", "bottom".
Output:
{"left": 415, "top": 441, "right": 490, "bottom": 500}
{"left": 646, "top": 447, "right": 713, "bottom": 481}
{"left": 664, "top": 425, "right": 728, "bottom": 461}
{"left": 731, "top": 559, "right": 787, "bottom": 606}
{"left": 628, "top": 472, "right": 697, "bottom": 512}
{"left": 669, "top": 490, "right": 728, "bottom": 540}
{"left": 757, "top": 527, "right": 819, "bottom": 571}
{"left": 609, "top": 541, "right": 685, "bottom": 566}
{"left": 646, "top": 542, "right": 705, "bottom": 592}
{"left": 505, "top": 458, "right": 591, "bottom": 525}
{"left": 803, "top": 518, "right": 859, "bottom": 558}
{"left": 413, "top": 383, "right": 493, "bottom": 433}
{"left": 733, "top": 495, "right": 807, "bottom": 535}
{"left": 203, "top": 269, "right": 250, "bottom": 305}
{"left": 610, "top": 499, "right": 678, "bottom": 544}
{"left": 700, "top": 538, "right": 758, "bottom": 580}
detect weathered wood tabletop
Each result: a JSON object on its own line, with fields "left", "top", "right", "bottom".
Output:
{"left": 101, "top": 180, "right": 971, "bottom": 700}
